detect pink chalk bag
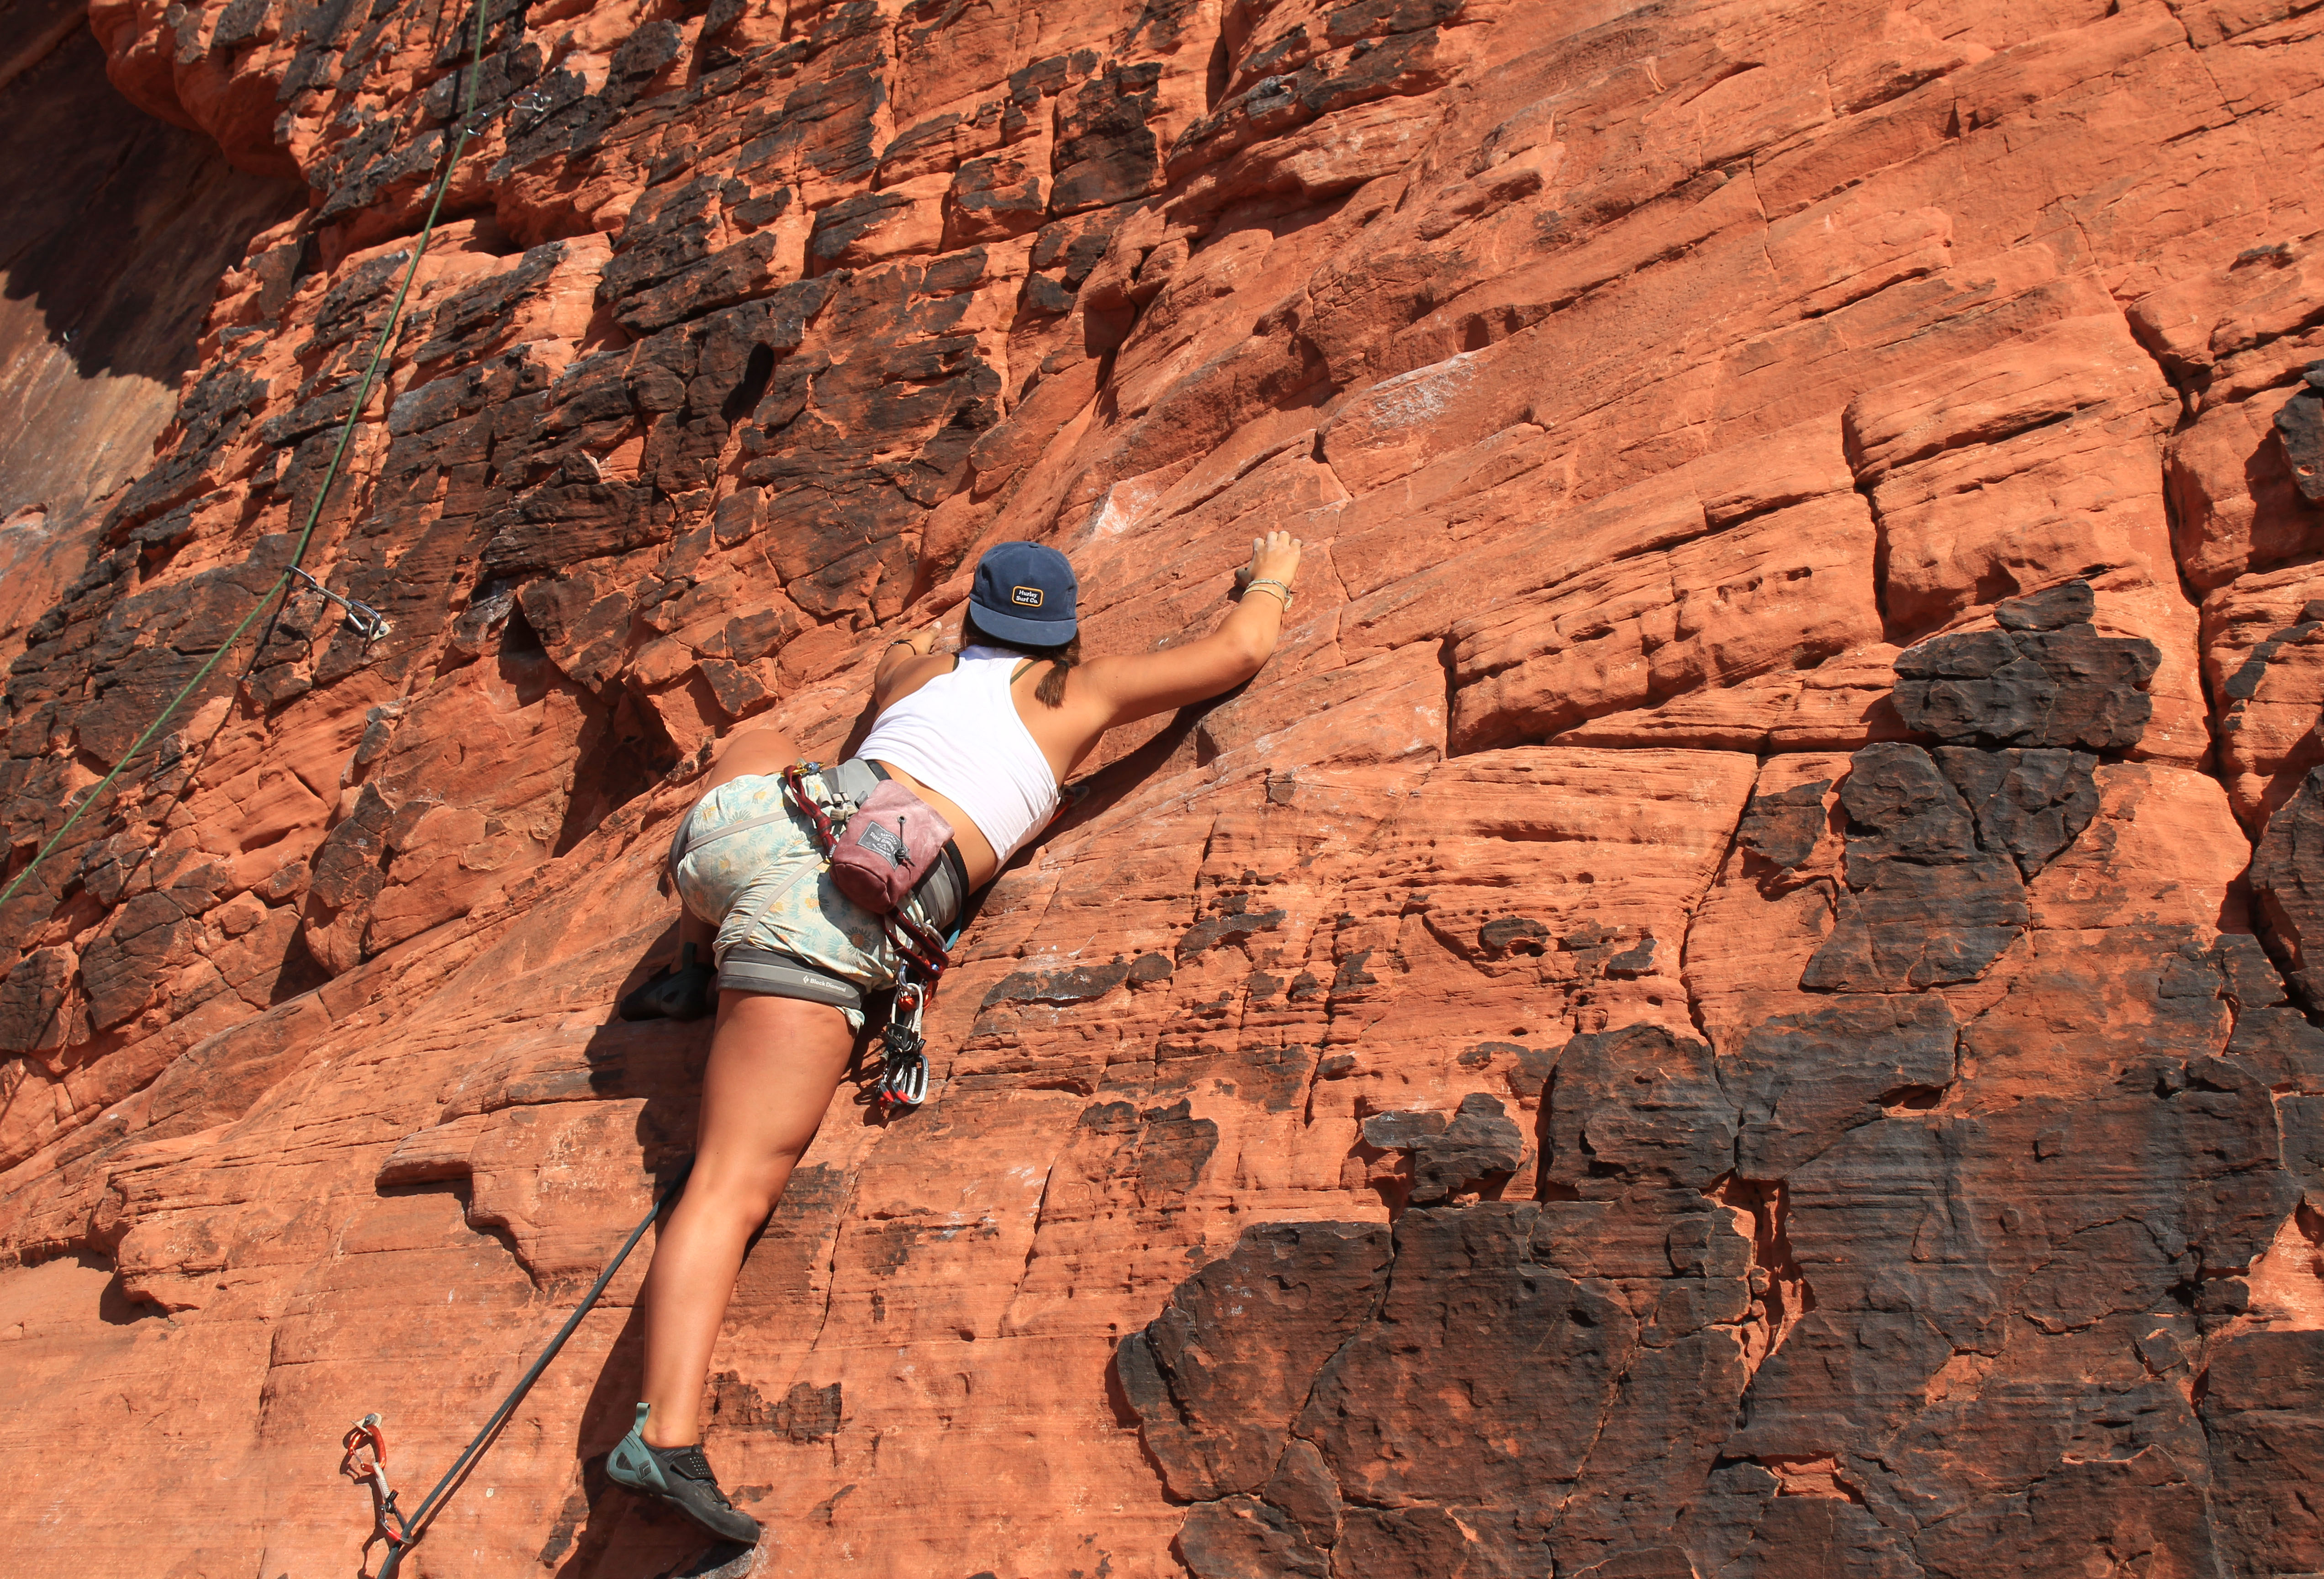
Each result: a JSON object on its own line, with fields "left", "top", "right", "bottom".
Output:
{"left": 827, "top": 777, "right": 956, "bottom": 911}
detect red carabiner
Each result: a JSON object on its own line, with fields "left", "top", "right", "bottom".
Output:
{"left": 340, "top": 1415, "right": 390, "bottom": 1484}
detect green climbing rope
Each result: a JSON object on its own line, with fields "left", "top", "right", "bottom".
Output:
{"left": 0, "top": 0, "right": 498, "bottom": 925}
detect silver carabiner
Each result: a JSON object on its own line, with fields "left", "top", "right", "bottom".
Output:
{"left": 881, "top": 1051, "right": 929, "bottom": 1107}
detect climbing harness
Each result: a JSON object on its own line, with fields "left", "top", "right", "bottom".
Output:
{"left": 779, "top": 762, "right": 954, "bottom": 1113}
{"left": 0, "top": 0, "right": 495, "bottom": 925}
{"left": 339, "top": 1160, "right": 689, "bottom": 1579}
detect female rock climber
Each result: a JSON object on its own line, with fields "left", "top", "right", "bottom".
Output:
{"left": 606, "top": 530, "right": 1306, "bottom": 1544}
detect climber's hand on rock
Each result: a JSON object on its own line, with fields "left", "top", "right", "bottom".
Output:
{"left": 1240, "top": 530, "right": 1304, "bottom": 593}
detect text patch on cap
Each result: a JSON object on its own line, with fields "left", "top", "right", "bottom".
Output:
{"left": 1011, "top": 585, "right": 1043, "bottom": 607}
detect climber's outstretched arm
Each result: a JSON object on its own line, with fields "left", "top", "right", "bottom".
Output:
{"left": 1081, "top": 531, "right": 1304, "bottom": 727}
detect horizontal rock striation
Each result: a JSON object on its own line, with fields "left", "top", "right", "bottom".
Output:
{"left": 4, "top": 0, "right": 2324, "bottom": 1574}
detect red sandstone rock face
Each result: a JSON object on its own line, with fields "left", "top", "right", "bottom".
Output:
{"left": 5, "top": 0, "right": 2324, "bottom": 1574}
{"left": 0, "top": 0, "right": 301, "bottom": 668}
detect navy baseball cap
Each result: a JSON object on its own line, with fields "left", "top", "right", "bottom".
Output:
{"left": 969, "top": 541, "right": 1079, "bottom": 646}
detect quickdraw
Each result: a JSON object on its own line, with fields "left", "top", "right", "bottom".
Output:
{"left": 780, "top": 763, "right": 949, "bottom": 1114}
{"left": 292, "top": 566, "right": 392, "bottom": 643}
{"left": 338, "top": 1164, "right": 689, "bottom": 1577}
{"left": 339, "top": 1414, "right": 410, "bottom": 1573}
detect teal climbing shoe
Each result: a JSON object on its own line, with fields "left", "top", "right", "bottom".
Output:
{"left": 606, "top": 1403, "right": 760, "bottom": 1546}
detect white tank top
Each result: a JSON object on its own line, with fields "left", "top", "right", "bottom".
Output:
{"left": 858, "top": 645, "right": 1061, "bottom": 864}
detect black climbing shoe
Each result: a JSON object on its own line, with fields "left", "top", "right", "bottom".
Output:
{"left": 607, "top": 1404, "right": 761, "bottom": 1546}
{"left": 620, "top": 943, "right": 715, "bottom": 1023}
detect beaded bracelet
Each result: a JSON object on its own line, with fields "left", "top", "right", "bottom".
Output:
{"left": 1242, "top": 578, "right": 1294, "bottom": 609}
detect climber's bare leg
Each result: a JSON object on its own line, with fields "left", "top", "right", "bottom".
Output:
{"left": 637, "top": 990, "right": 855, "bottom": 1447}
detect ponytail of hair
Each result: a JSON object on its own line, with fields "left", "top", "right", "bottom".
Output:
{"left": 961, "top": 609, "right": 1079, "bottom": 708}
{"left": 1034, "top": 634, "right": 1080, "bottom": 708}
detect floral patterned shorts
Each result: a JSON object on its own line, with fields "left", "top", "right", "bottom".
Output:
{"left": 669, "top": 770, "right": 903, "bottom": 1031}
